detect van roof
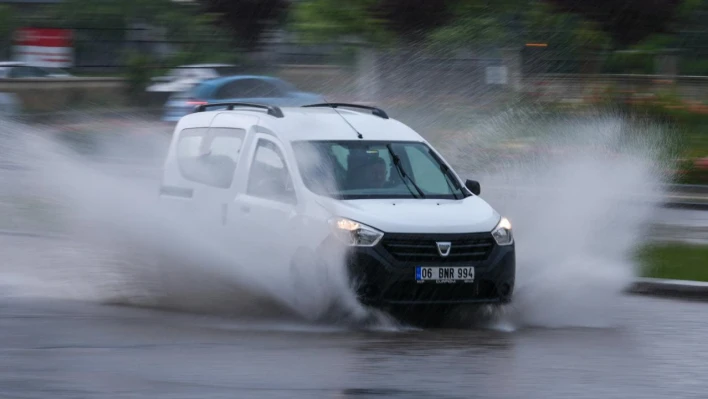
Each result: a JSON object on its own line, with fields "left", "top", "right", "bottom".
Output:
{"left": 177, "top": 105, "right": 426, "bottom": 143}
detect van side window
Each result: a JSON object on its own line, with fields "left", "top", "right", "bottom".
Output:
{"left": 176, "top": 127, "right": 245, "bottom": 189}
{"left": 208, "top": 128, "right": 245, "bottom": 160}
{"left": 247, "top": 139, "right": 296, "bottom": 204}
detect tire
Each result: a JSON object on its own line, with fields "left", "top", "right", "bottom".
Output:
{"left": 289, "top": 247, "right": 337, "bottom": 320}
{"left": 290, "top": 248, "right": 381, "bottom": 325}
{"left": 384, "top": 304, "right": 460, "bottom": 328}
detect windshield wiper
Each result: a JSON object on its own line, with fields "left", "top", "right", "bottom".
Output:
{"left": 386, "top": 144, "right": 426, "bottom": 199}
{"left": 427, "top": 149, "right": 463, "bottom": 199}
{"left": 438, "top": 162, "right": 461, "bottom": 200}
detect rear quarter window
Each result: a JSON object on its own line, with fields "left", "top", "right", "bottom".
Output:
{"left": 174, "top": 127, "right": 245, "bottom": 189}
{"left": 176, "top": 128, "right": 207, "bottom": 157}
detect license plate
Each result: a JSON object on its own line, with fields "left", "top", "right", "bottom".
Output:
{"left": 415, "top": 266, "right": 475, "bottom": 283}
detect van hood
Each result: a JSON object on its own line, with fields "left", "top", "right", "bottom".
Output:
{"left": 313, "top": 196, "right": 501, "bottom": 234}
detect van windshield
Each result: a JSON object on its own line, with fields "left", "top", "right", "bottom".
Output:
{"left": 291, "top": 140, "right": 468, "bottom": 200}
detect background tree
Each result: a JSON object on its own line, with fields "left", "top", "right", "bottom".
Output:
{"left": 546, "top": 0, "right": 684, "bottom": 46}
{"left": 0, "top": 5, "right": 15, "bottom": 59}
{"left": 288, "top": 0, "right": 393, "bottom": 46}
{"left": 198, "top": 0, "right": 289, "bottom": 50}
{"left": 290, "top": 0, "right": 611, "bottom": 55}
{"left": 426, "top": 1, "right": 514, "bottom": 50}
{"left": 39, "top": 0, "right": 239, "bottom": 67}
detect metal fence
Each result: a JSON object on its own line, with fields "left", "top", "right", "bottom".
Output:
{"left": 262, "top": 41, "right": 511, "bottom": 103}
{"left": 376, "top": 50, "right": 506, "bottom": 102}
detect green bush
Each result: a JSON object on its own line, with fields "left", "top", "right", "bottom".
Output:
{"left": 124, "top": 51, "right": 157, "bottom": 97}
{"left": 586, "top": 87, "right": 708, "bottom": 185}
{"left": 601, "top": 52, "right": 655, "bottom": 74}
{"left": 637, "top": 243, "right": 708, "bottom": 282}
{"left": 679, "top": 58, "right": 708, "bottom": 76}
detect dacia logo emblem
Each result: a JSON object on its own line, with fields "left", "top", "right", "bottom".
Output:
{"left": 436, "top": 241, "right": 452, "bottom": 257}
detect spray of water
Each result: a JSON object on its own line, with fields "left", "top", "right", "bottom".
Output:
{"left": 1, "top": 113, "right": 404, "bottom": 330}
{"left": 433, "top": 105, "right": 672, "bottom": 329}
{"left": 0, "top": 103, "right": 672, "bottom": 331}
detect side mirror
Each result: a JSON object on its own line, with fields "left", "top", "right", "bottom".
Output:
{"left": 465, "top": 179, "right": 481, "bottom": 195}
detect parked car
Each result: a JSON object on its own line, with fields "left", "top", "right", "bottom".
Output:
{"left": 146, "top": 63, "right": 243, "bottom": 94}
{"left": 0, "top": 62, "right": 72, "bottom": 78}
{"left": 157, "top": 102, "right": 515, "bottom": 326}
{"left": 161, "top": 75, "right": 325, "bottom": 122}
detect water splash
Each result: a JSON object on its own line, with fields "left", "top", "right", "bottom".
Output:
{"left": 0, "top": 114, "right": 386, "bottom": 328}
{"left": 0, "top": 104, "right": 672, "bottom": 332}
{"left": 436, "top": 107, "right": 671, "bottom": 329}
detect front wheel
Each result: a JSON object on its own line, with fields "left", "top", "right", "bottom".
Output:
{"left": 289, "top": 248, "right": 357, "bottom": 321}
{"left": 381, "top": 304, "right": 460, "bottom": 328}
{"left": 384, "top": 302, "right": 510, "bottom": 329}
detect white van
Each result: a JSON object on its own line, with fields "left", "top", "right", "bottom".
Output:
{"left": 159, "top": 102, "right": 515, "bottom": 317}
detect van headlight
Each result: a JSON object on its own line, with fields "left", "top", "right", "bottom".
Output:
{"left": 328, "top": 217, "right": 384, "bottom": 247}
{"left": 492, "top": 217, "right": 513, "bottom": 246}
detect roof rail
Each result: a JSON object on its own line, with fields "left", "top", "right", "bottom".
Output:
{"left": 302, "top": 103, "right": 389, "bottom": 119}
{"left": 193, "top": 102, "right": 284, "bottom": 118}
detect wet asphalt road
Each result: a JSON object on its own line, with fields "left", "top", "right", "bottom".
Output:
{"left": 647, "top": 208, "right": 708, "bottom": 243}
{"left": 0, "top": 228, "right": 706, "bottom": 399}
{"left": 1, "top": 292, "right": 707, "bottom": 399}
{"left": 1, "top": 175, "right": 708, "bottom": 398}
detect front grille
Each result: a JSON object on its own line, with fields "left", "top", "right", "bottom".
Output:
{"left": 381, "top": 233, "right": 495, "bottom": 264}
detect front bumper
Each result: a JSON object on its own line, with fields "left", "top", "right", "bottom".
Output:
{"left": 318, "top": 231, "right": 515, "bottom": 307}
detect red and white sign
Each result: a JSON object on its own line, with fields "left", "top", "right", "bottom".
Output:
{"left": 13, "top": 27, "right": 74, "bottom": 68}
